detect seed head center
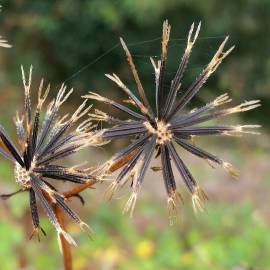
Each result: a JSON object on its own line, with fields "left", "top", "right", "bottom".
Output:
{"left": 14, "top": 163, "right": 31, "bottom": 189}
{"left": 144, "top": 120, "right": 172, "bottom": 144}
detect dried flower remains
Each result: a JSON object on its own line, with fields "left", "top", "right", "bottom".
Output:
{"left": 85, "top": 20, "right": 261, "bottom": 223}
{"left": 0, "top": 66, "right": 104, "bottom": 245}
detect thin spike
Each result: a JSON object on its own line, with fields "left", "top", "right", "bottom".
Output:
{"left": 21, "top": 65, "right": 33, "bottom": 124}
{"left": 156, "top": 20, "right": 171, "bottom": 118}
{"left": 120, "top": 37, "right": 152, "bottom": 115}
{"left": 167, "top": 142, "right": 197, "bottom": 193}
{"left": 174, "top": 137, "right": 222, "bottom": 164}
{"left": 0, "top": 125, "right": 24, "bottom": 166}
{"left": 84, "top": 92, "right": 146, "bottom": 120}
{"left": 105, "top": 73, "right": 148, "bottom": 116}
{"left": 30, "top": 174, "right": 76, "bottom": 246}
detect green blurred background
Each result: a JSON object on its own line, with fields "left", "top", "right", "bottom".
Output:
{"left": 0, "top": 0, "right": 269, "bottom": 269}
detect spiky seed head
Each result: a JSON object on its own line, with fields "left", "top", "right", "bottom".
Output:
{"left": 85, "top": 20, "right": 260, "bottom": 221}
{"left": 0, "top": 66, "right": 107, "bottom": 247}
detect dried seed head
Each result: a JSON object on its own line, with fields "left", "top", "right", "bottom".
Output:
{"left": 0, "top": 66, "right": 109, "bottom": 246}
{"left": 84, "top": 20, "right": 260, "bottom": 222}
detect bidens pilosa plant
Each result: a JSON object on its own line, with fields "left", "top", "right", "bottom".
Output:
{"left": 0, "top": 65, "right": 105, "bottom": 245}
{"left": 86, "top": 20, "right": 261, "bottom": 223}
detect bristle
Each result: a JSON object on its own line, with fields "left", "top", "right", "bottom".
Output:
{"left": 76, "top": 119, "right": 93, "bottom": 133}
{"left": 212, "top": 93, "right": 232, "bottom": 107}
{"left": 88, "top": 109, "right": 109, "bottom": 122}
{"left": 79, "top": 221, "right": 94, "bottom": 236}
{"left": 235, "top": 125, "right": 261, "bottom": 135}
{"left": 167, "top": 191, "right": 183, "bottom": 226}
{"left": 223, "top": 125, "right": 261, "bottom": 136}
{"left": 105, "top": 73, "right": 148, "bottom": 115}
{"left": 222, "top": 161, "right": 239, "bottom": 179}
{"left": 187, "top": 21, "right": 201, "bottom": 49}
{"left": 225, "top": 100, "right": 261, "bottom": 114}
{"left": 150, "top": 57, "right": 160, "bottom": 73}
{"left": 21, "top": 65, "right": 32, "bottom": 93}
{"left": 192, "top": 186, "right": 208, "bottom": 214}
{"left": 71, "top": 100, "right": 92, "bottom": 122}
{"left": 205, "top": 36, "right": 234, "bottom": 74}
{"left": 104, "top": 181, "right": 119, "bottom": 200}
{"left": 55, "top": 85, "right": 73, "bottom": 107}
{"left": 123, "top": 190, "right": 138, "bottom": 218}
{"left": 37, "top": 79, "right": 50, "bottom": 109}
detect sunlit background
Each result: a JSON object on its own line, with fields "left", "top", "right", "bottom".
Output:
{"left": 0, "top": 1, "right": 269, "bottom": 269}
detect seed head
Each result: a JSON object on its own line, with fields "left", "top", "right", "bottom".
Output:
{"left": 0, "top": 66, "right": 103, "bottom": 243}
{"left": 85, "top": 20, "right": 260, "bottom": 221}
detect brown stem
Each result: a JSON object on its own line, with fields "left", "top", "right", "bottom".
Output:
{"left": 52, "top": 148, "right": 139, "bottom": 270}
{"left": 64, "top": 179, "right": 97, "bottom": 198}
{"left": 54, "top": 205, "right": 72, "bottom": 270}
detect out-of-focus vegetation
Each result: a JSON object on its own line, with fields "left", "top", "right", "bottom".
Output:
{"left": 0, "top": 0, "right": 269, "bottom": 125}
{"left": 0, "top": 1, "right": 269, "bottom": 269}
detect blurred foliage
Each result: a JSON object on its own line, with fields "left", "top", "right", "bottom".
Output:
{"left": 0, "top": 0, "right": 269, "bottom": 126}
{"left": 1, "top": 197, "right": 270, "bottom": 270}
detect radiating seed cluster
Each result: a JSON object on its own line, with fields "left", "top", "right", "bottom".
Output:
{"left": 0, "top": 65, "right": 105, "bottom": 245}
{"left": 85, "top": 20, "right": 261, "bottom": 222}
